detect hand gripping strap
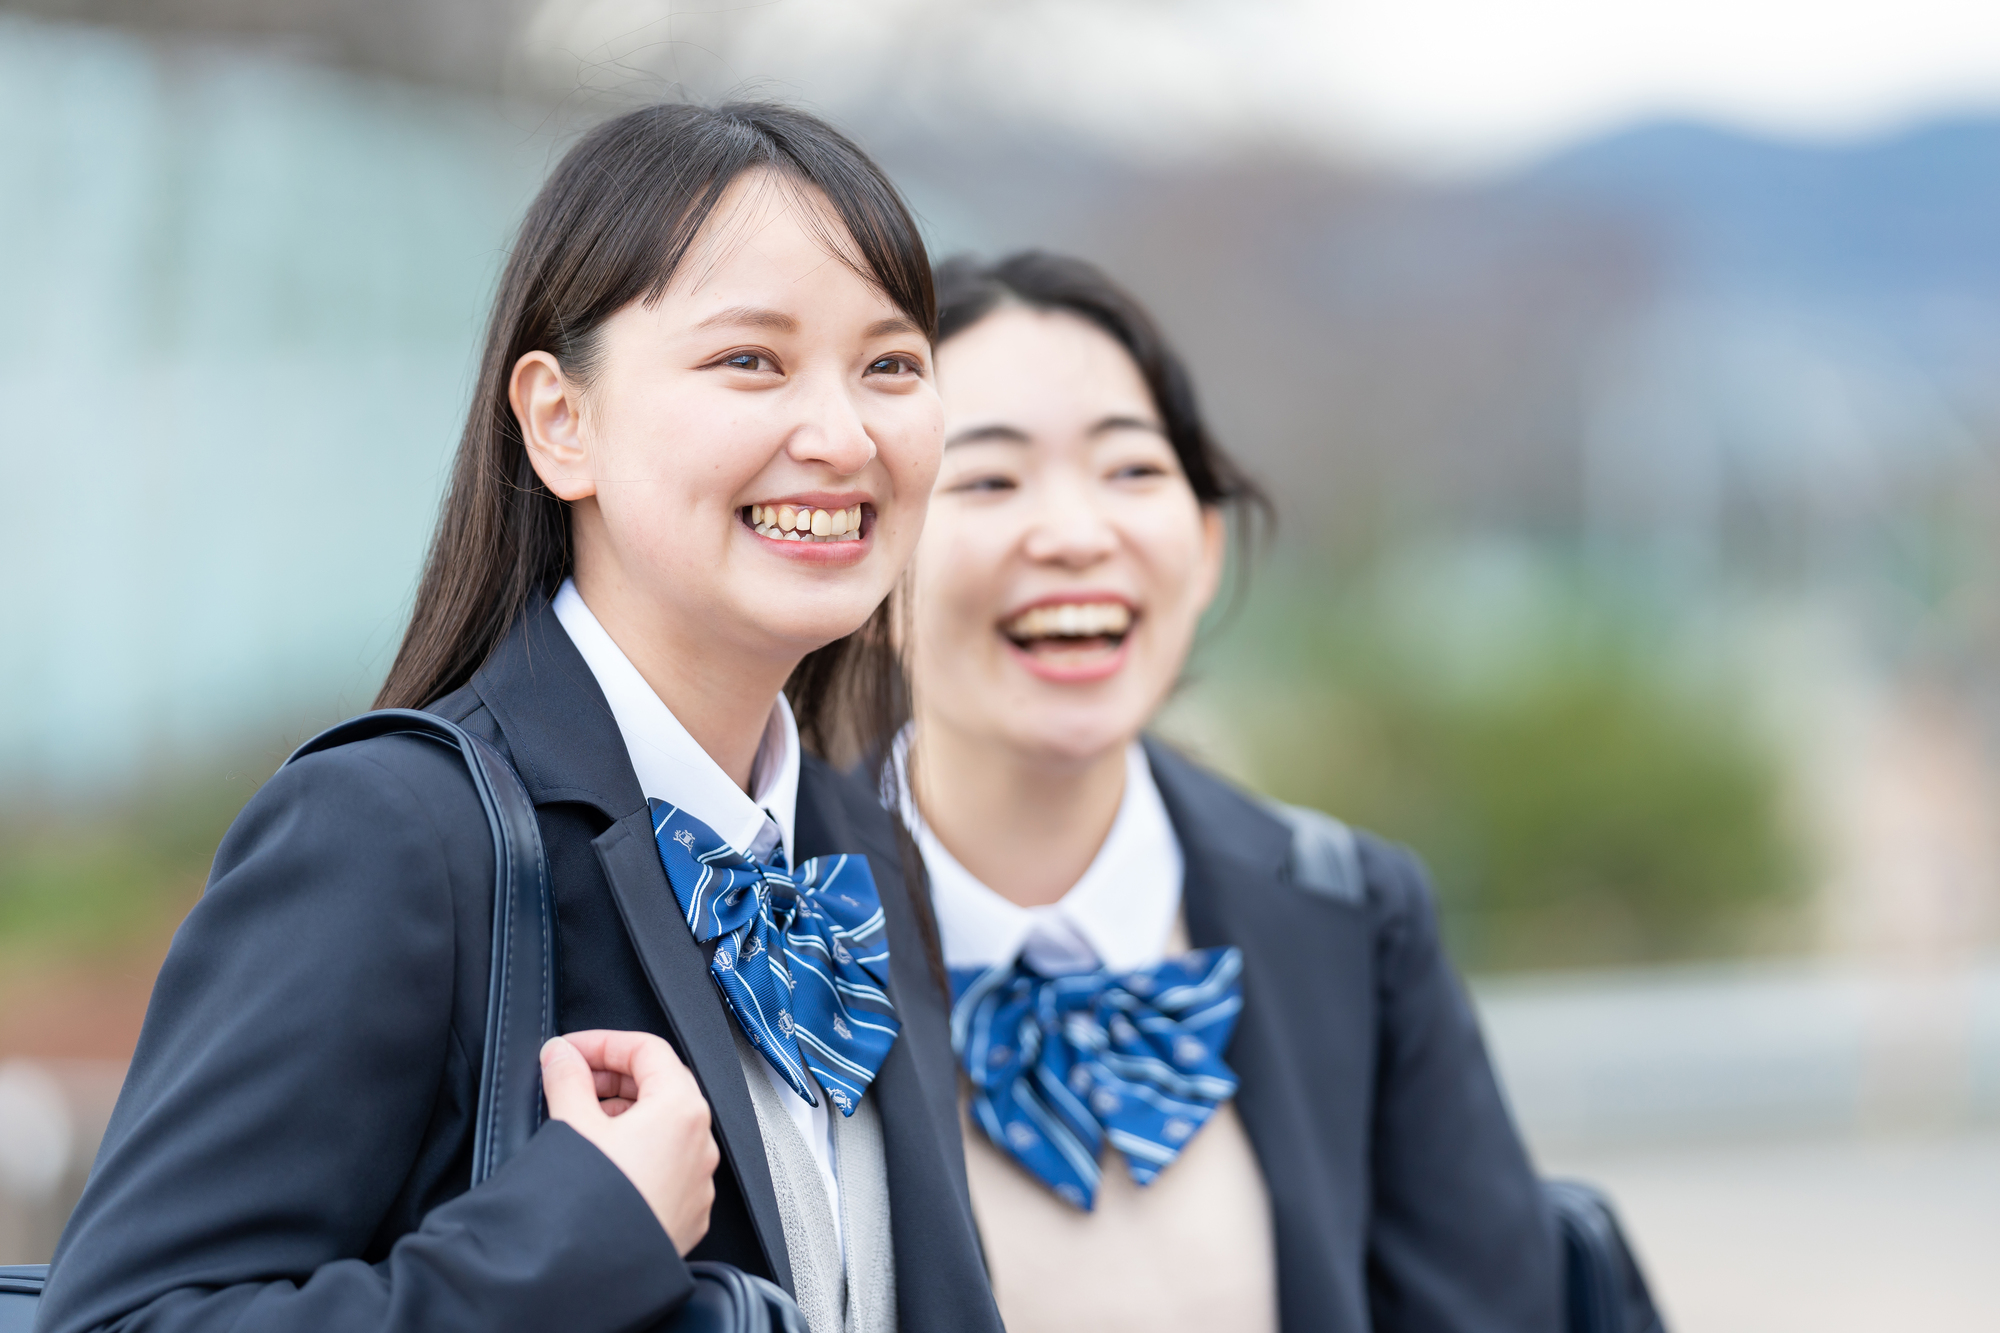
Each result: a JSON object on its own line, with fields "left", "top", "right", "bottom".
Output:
{"left": 286, "top": 709, "right": 554, "bottom": 1186}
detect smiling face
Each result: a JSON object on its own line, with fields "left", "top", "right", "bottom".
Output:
{"left": 910, "top": 305, "right": 1225, "bottom": 766}
{"left": 514, "top": 168, "right": 942, "bottom": 674}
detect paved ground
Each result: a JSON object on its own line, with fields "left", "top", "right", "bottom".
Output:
{"left": 1540, "top": 1130, "right": 2000, "bottom": 1333}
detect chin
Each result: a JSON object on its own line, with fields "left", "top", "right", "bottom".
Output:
{"left": 1006, "top": 703, "right": 1147, "bottom": 767}
{"left": 749, "top": 592, "right": 887, "bottom": 654}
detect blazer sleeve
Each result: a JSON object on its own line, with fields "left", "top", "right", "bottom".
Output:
{"left": 34, "top": 737, "right": 693, "bottom": 1333}
{"left": 1361, "top": 838, "right": 1563, "bottom": 1333}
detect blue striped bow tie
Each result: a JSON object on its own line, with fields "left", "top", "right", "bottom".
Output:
{"left": 949, "top": 946, "right": 1244, "bottom": 1209}
{"left": 649, "top": 800, "right": 899, "bottom": 1116}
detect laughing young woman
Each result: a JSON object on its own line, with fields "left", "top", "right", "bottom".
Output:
{"left": 37, "top": 105, "right": 1001, "bottom": 1333}
{"left": 892, "top": 253, "right": 1561, "bottom": 1333}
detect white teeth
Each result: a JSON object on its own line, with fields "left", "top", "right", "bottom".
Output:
{"left": 1003, "top": 602, "right": 1133, "bottom": 640}
{"left": 746, "top": 504, "right": 865, "bottom": 543}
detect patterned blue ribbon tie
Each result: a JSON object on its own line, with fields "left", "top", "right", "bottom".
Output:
{"left": 649, "top": 800, "right": 899, "bottom": 1115}
{"left": 950, "top": 945, "right": 1244, "bottom": 1209}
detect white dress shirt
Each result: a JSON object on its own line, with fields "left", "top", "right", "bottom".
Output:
{"left": 901, "top": 739, "right": 1184, "bottom": 977}
{"left": 551, "top": 578, "right": 843, "bottom": 1246}
{"left": 893, "top": 732, "right": 1279, "bottom": 1333}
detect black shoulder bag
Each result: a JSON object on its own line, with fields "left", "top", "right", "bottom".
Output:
{"left": 1, "top": 710, "right": 803, "bottom": 1333}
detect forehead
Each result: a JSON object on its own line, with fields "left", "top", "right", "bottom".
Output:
{"left": 662, "top": 168, "right": 889, "bottom": 314}
{"left": 937, "top": 307, "right": 1156, "bottom": 432}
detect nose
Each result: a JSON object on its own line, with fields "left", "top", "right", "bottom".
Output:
{"left": 784, "top": 372, "right": 878, "bottom": 477}
{"left": 1021, "top": 471, "right": 1117, "bottom": 570}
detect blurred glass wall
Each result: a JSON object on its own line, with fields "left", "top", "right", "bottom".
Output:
{"left": 0, "top": 14, "right": 541, "bottom": 790}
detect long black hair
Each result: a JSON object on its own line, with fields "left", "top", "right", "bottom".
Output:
{"left": 376, "top": 101, "right": 931, "bottom": 762}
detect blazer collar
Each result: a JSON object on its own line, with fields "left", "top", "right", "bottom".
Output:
{"left": 469, "top": 594, "right": 652, "bottom": 820}
{"left": 472, "top": 605, "right": 987, "bottom": 1309}
{"left": 1141, "top": 736, "right": 1291, "bottom": 912}
{"left": 1143, "top": 739, "right": 1377, "bottom": 1333}
{"left": 471, "top": 599, "right": 794, "bottom": 1284}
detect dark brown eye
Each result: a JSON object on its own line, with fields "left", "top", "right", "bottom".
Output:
{"left": 725, "top": 353, "right": 764, "bottom": 371}
{"left": 868, "top": 356, "right": 912, "bottom": 375}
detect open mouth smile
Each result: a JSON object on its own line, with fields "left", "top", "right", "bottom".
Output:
{"left": 1000, "top": 599, "right": 1136, "bottom": 681}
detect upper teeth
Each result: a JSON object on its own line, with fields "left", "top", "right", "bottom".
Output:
{"left": 749, "top": 504, "right": 864, "bottom": 543}
{"left": 1005, "top": 602, "right": 1133, "bottom": 639}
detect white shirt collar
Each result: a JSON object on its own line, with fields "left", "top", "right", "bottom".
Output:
{"left": 897, "top": 734, "right": 1184, "bottom": 974}
{"left": 552, "top": 578, "right": 798, "bottom": 865}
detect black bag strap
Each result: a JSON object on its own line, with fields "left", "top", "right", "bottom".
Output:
{"left": 15, "top": 713, "right": 800, "bottom": 1332}
{"left": 1266, "top": 798, "right": 1367, "bottom": 905}
{"left": 285, "top": 708, "right": 553, "bottom": 1185}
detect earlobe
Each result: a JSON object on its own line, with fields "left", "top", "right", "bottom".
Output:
{"left": 510, "top": 351, "right": 596, "bottom": 502}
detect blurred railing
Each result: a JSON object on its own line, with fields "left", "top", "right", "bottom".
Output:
{"left": 0, "top": 1061, "right": 123, "bottom": 1264}
{"left": 1476, "top": 956, "right": 2000, "bottom": 1150}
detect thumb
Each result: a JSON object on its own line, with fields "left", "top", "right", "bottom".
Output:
{"left": 539, "top": 1036, "right": 602, "bottom": 1127}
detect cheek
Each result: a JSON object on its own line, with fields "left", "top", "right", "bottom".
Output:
{"left": 1134, "top": 504, "right": 1214, "bottom": 638}
{"left": 880, "top": 394, "right": 946, "bottom": 494}
{"left": 602, "top": 378, "right": 773, "bottom": 500}
{"left": 914, "top": 513, "right": 1007, "bottom": 644}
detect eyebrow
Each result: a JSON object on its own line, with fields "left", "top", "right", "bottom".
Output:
{"left": 945, "top": 423, "right": 1032, "bottom": 448}
{"left": 1089, "top": 414, "right": 1165, "bottom": 438}
{"left": 945, "top": 414, "right": 1166, "bottom": 449}
{"left": 693, "top": 306, "right": 798, "bottom": 333}
{"left": 690, "top": 309, "right": 924, "bottom": 344}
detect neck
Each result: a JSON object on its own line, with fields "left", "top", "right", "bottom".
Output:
{"left": 572, "top": 566, "right": 792, "bottom": 792}
{"left": 911, "top": 716, "right": 1130, "bottom": 909}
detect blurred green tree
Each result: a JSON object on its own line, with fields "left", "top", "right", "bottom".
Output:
{"left": 1199, "top": 548, "right": 1803, "bottom": 971}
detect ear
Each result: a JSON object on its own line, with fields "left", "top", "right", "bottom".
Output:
{"left": 510, "top": 350, "right": 596, "bottom": 502}
{"left": 1193, "top": 504, "right": 1228, "bottom": 613}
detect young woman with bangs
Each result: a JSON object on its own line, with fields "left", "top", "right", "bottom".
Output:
{"left": 890, "top": 252, "right": 1562, "bottom": 1333}
{"left": 37, "top": 104, "right": 1001, "bottom": 1333}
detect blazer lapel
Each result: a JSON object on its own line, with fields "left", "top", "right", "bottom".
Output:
{"left": 595, "top": 812, "right": 793, "bottom": 1293}
{"left": 470, "top": 601, "right": 792, "bottom": 1292}
{"left": 795, "top": 758, "right": 1002, "bottom": 1333}
{"left": 1145, "top": 738, "right": 1375, "bottom": 1333}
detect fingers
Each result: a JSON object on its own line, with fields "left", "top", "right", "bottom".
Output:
{"left": 561, "top": 1029, "right": 693, "bottom": 1099}
{"left": 592, "top": 1068, "right": 639, "bottom": 1102}
{"left": 539, "top": 1036, "right": 602, "bottom": 1126}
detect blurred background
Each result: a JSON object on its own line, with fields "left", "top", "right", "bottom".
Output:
{"left": 3, "top": 0, "right": 2000, "bottom": 1325}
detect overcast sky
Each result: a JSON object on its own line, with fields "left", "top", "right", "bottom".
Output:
{"left": 522, "top": 0, "right": 2000, "bottom": 172}
{"left": 1310, "top": 0, "right": 2000, "bottom": 170}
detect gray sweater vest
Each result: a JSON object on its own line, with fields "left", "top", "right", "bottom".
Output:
{"left": 734, "top": 1035, "right": 896, "bottom": 1333}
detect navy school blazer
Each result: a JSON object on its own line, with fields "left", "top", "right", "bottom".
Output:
{"left": 37, "top": 600, "right": 1003, "bottom": 1333}
{"left": 1135, "top": 738, "right": 1562, "bottom": 1332}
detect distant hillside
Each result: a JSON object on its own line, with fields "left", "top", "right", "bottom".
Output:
{"left": 1517, "top": 118, "right": 2000, "bottom": 309}
{"left": 895, "top": 115, "right": 2000, "bottom": 535}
